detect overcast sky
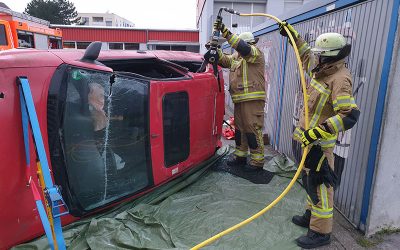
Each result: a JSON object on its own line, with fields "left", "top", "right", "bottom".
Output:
{"left": 3, "top": 0, "right": 197, "bottom": 29}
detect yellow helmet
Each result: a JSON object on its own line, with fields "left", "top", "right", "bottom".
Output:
{"left": 311, "top": 33, "right": 347, "bottom": 57}
{"left": 239, "top": 32, "right": 257, "bottom": 43}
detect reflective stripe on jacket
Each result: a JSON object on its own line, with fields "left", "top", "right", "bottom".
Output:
{"left": 218, "top": 33, "right": 266, "bottom": 103}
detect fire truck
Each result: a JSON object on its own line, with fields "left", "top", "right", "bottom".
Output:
{"left": 0, "top": 6, "right": 62, "bottom": 50}
{"left": 0, "top": 42, "right": 224, "bottom": 249}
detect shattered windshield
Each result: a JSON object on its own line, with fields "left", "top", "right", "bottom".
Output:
{"left": 62, "top": 67, "right": 151, "bottom": 210}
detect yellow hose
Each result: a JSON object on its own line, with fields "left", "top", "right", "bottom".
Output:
{"left": 191, "top": 13, "right": 309, "bottom": 250}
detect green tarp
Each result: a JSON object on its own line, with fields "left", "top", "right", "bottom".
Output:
{"left": 14, "top": 147, "right": 307, "bottom": 249}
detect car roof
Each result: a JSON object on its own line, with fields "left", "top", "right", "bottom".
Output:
{"left": 0, "top": 49, "right": 64, "bottom": 69}
{"left": 0, "top": 49, "right": 203, "bottom": 70}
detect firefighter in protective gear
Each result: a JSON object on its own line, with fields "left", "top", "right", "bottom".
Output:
{"left": 206, "top": 20, "right": 266, "bottom": 171}
{"left": 279, "top": 22, "right": 360, "bottom": 249}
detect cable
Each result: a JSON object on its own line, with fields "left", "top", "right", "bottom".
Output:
{"left": 191, "top": 12, "right": 310, "bottom": 250}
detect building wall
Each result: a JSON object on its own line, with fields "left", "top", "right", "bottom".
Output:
{"left": 198, "top": 0, "right": 214, "bottom": 53}
{"left": 77, "top": 13, "right": 135, "bottom": 27}
{"left": 57, "top": 26, "right": 199, "bottom": 52}
{"left": 368, "top": 10, "right": 400, "bottom": 235}
{"left": 197, "top": 0, "right": 312, "bottom": 53}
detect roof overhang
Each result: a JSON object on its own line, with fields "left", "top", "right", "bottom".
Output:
{"left": 147, "top": 41, "right": 199, "bottom": 46}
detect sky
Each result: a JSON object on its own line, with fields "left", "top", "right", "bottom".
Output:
{"left": 3, "top": 0, "right": 198, "bottom": 29}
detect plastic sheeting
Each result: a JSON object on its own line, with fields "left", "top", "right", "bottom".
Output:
{"left": 14, "top": 147, "right": 307, "bottom": 249}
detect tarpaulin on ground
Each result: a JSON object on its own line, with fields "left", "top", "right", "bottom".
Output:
{"left": 14, "top": 147, "right": 307, "bottom": 249}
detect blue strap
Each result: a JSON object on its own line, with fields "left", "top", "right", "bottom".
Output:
{"left": 19, "top": 77, "right": 53, "bottom": 188}
{"left": 20, "top": 87, "right": 55, "bottom": 249}
{"left": 36, "top": 200, "right": 56, "bottom": 249}
{"left": 19, "top": 87, "right": 30, "bottom": 166}
{"left": 18, "top": 77, "right": 67, "bottom": 250}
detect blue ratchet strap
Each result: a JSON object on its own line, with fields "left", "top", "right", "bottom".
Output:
{"left": 19, "top": 86, "right": 56, "bottom": 250}
{"left": 17, "top": 76, "right": 67, "bottom": 250}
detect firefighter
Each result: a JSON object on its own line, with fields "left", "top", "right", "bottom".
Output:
{"left": 279, "top": 22, "right": 360, "bottom": 248}
{"left": 205, "top": 20, "right": 266, "bottom": 172}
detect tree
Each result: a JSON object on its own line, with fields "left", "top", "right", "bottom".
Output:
{"left": 24, "top": 0, "right": 79, "bottom": 25}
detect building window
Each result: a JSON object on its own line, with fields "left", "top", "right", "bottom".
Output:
{"left": 81, "top": 17, "right": 89, "bottom": 25}
{"left": 171, "top": 45, "right": 186, "bottom": 51}
{"left": 124, "top": 43, "right": 139, "bottom": 50}
{"left": 92, "top": 16, "right": 104, "bottom": 22}
{"left": 155, "top": 45, "right": 170, "bottom": 50}
{"left": 0, "top": 24, "right": 7, "bottom": 46}
{"left": 163, "top": 92, "right": 190, "bottom": 167}
{"left": 105, "top": 21, "right": 112, "bottom": 26}
{"left": 109, "top": 43, "right": 123, "bottom": 50}
{"left": 63, "top": 41, "right": 76, "bottom": 49}
{"left": 76, "top": 42, "right": 91, "bottom": 49}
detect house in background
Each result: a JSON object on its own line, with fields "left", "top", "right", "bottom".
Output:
{"left": 77, "top": 12, "right": 135, "bottom": 27}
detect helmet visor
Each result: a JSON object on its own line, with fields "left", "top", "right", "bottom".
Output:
{"left": 311, "top": 47, "right": 341, "bottom": 56}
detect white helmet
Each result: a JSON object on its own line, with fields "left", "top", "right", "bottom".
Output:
{"left": 239, "top": 32, "right": 257, "bottom": 44}
{"left": 311, "top": 33, "right": 347, "bottom": 57}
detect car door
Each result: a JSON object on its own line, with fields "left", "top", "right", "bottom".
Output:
{"left": 149, "top": 65, "right": 224, "bottom": 185}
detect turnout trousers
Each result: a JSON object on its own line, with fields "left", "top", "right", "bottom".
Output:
{"left": 233, "top": 100, "right": 265, "bottom": 167}
{"left": 303, "top": 146, "right": 335, "bottom": 234}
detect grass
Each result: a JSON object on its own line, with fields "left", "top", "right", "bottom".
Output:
{"left": 375, "top": 227, "right": 400, "bottom": 236}
{"left": 356, "top": 226, "right": 400, "bottom": 248}
{"left": 356, "top": 237, "right": 378, "bottom": 248}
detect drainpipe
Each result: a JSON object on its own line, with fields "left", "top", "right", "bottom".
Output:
{"left": 146, "top": 29, "right": 149, "bottom": 50}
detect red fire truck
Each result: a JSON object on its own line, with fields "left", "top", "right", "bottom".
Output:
{"left": 0, "top": 6, "right": 62, "bottom": 50}
{"left": 0, "top": 43, "right": 224, "bottom": 249}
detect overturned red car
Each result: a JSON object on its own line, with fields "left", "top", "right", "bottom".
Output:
{"left": 0, "top": 44, "right": 224, "bottom": 249}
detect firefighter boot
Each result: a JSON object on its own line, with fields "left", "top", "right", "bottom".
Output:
{"left": 292, "top": 209, "right": 311, "bottom": 228}
{"left": 296, "top": 230, "right": 331, "bottom": 249}
{"left": 227, "top": 156, "right": 247, "bottom": 167}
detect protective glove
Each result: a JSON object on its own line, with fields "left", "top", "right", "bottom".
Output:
{"left": 300, "top": 126, "right": 333, "bottom": 147}
{"left": 213, "top": 19, "right": 230, "bottom": 38}
{"left": 279, "top": 21, "right": 299, "bottom": 39}
{"left": 311, "top": 164, "right": 338, "bottom": 189}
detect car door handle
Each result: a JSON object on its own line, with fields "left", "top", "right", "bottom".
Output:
{"left": 151, "top": 134, "right": 159, "bottom": 138}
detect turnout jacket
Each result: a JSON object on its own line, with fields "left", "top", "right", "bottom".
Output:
{"left": 293, "top": 36, "right": 360, "bottom": 148}
{"left": 217, "top": 33, "right": 266, "bottom": 103}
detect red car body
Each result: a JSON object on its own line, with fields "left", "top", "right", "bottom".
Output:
{"left": 0, "top": 48, "right": 224, "bottom": 249}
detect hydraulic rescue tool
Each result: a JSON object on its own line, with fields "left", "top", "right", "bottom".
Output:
{"left": 198, "top": 7, "right": 239, "bottom": 91}
{"left": 192, "top": 9, "right": 310, "bottom": 249}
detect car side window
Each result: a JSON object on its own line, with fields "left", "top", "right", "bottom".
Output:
{"left": 162, "top": 92, "right": 190, "bottom": 167}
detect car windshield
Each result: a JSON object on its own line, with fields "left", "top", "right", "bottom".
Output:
{"left": 60, "top": 67, "right": 151, "bottom": 211}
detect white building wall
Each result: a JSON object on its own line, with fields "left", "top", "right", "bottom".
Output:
{"left": 199, "top": 0, "right": 214, "bottom": 53}
{"left": 139, "top": 43, "right": 148, "bottom": 50}
{"left": 101, "top": 42, "right": 108, "bottom": 50}
{"left": 267, "top": 0, "right": 284, "bottom": 15}
{"left": 367, "top": 16, "right": 400, "bottom": 236}
{"left": 77, "top": 13, "right": 135, "bottom": 27}
{"left": 198, "top": 0, "right": 310, "bottom": 53}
